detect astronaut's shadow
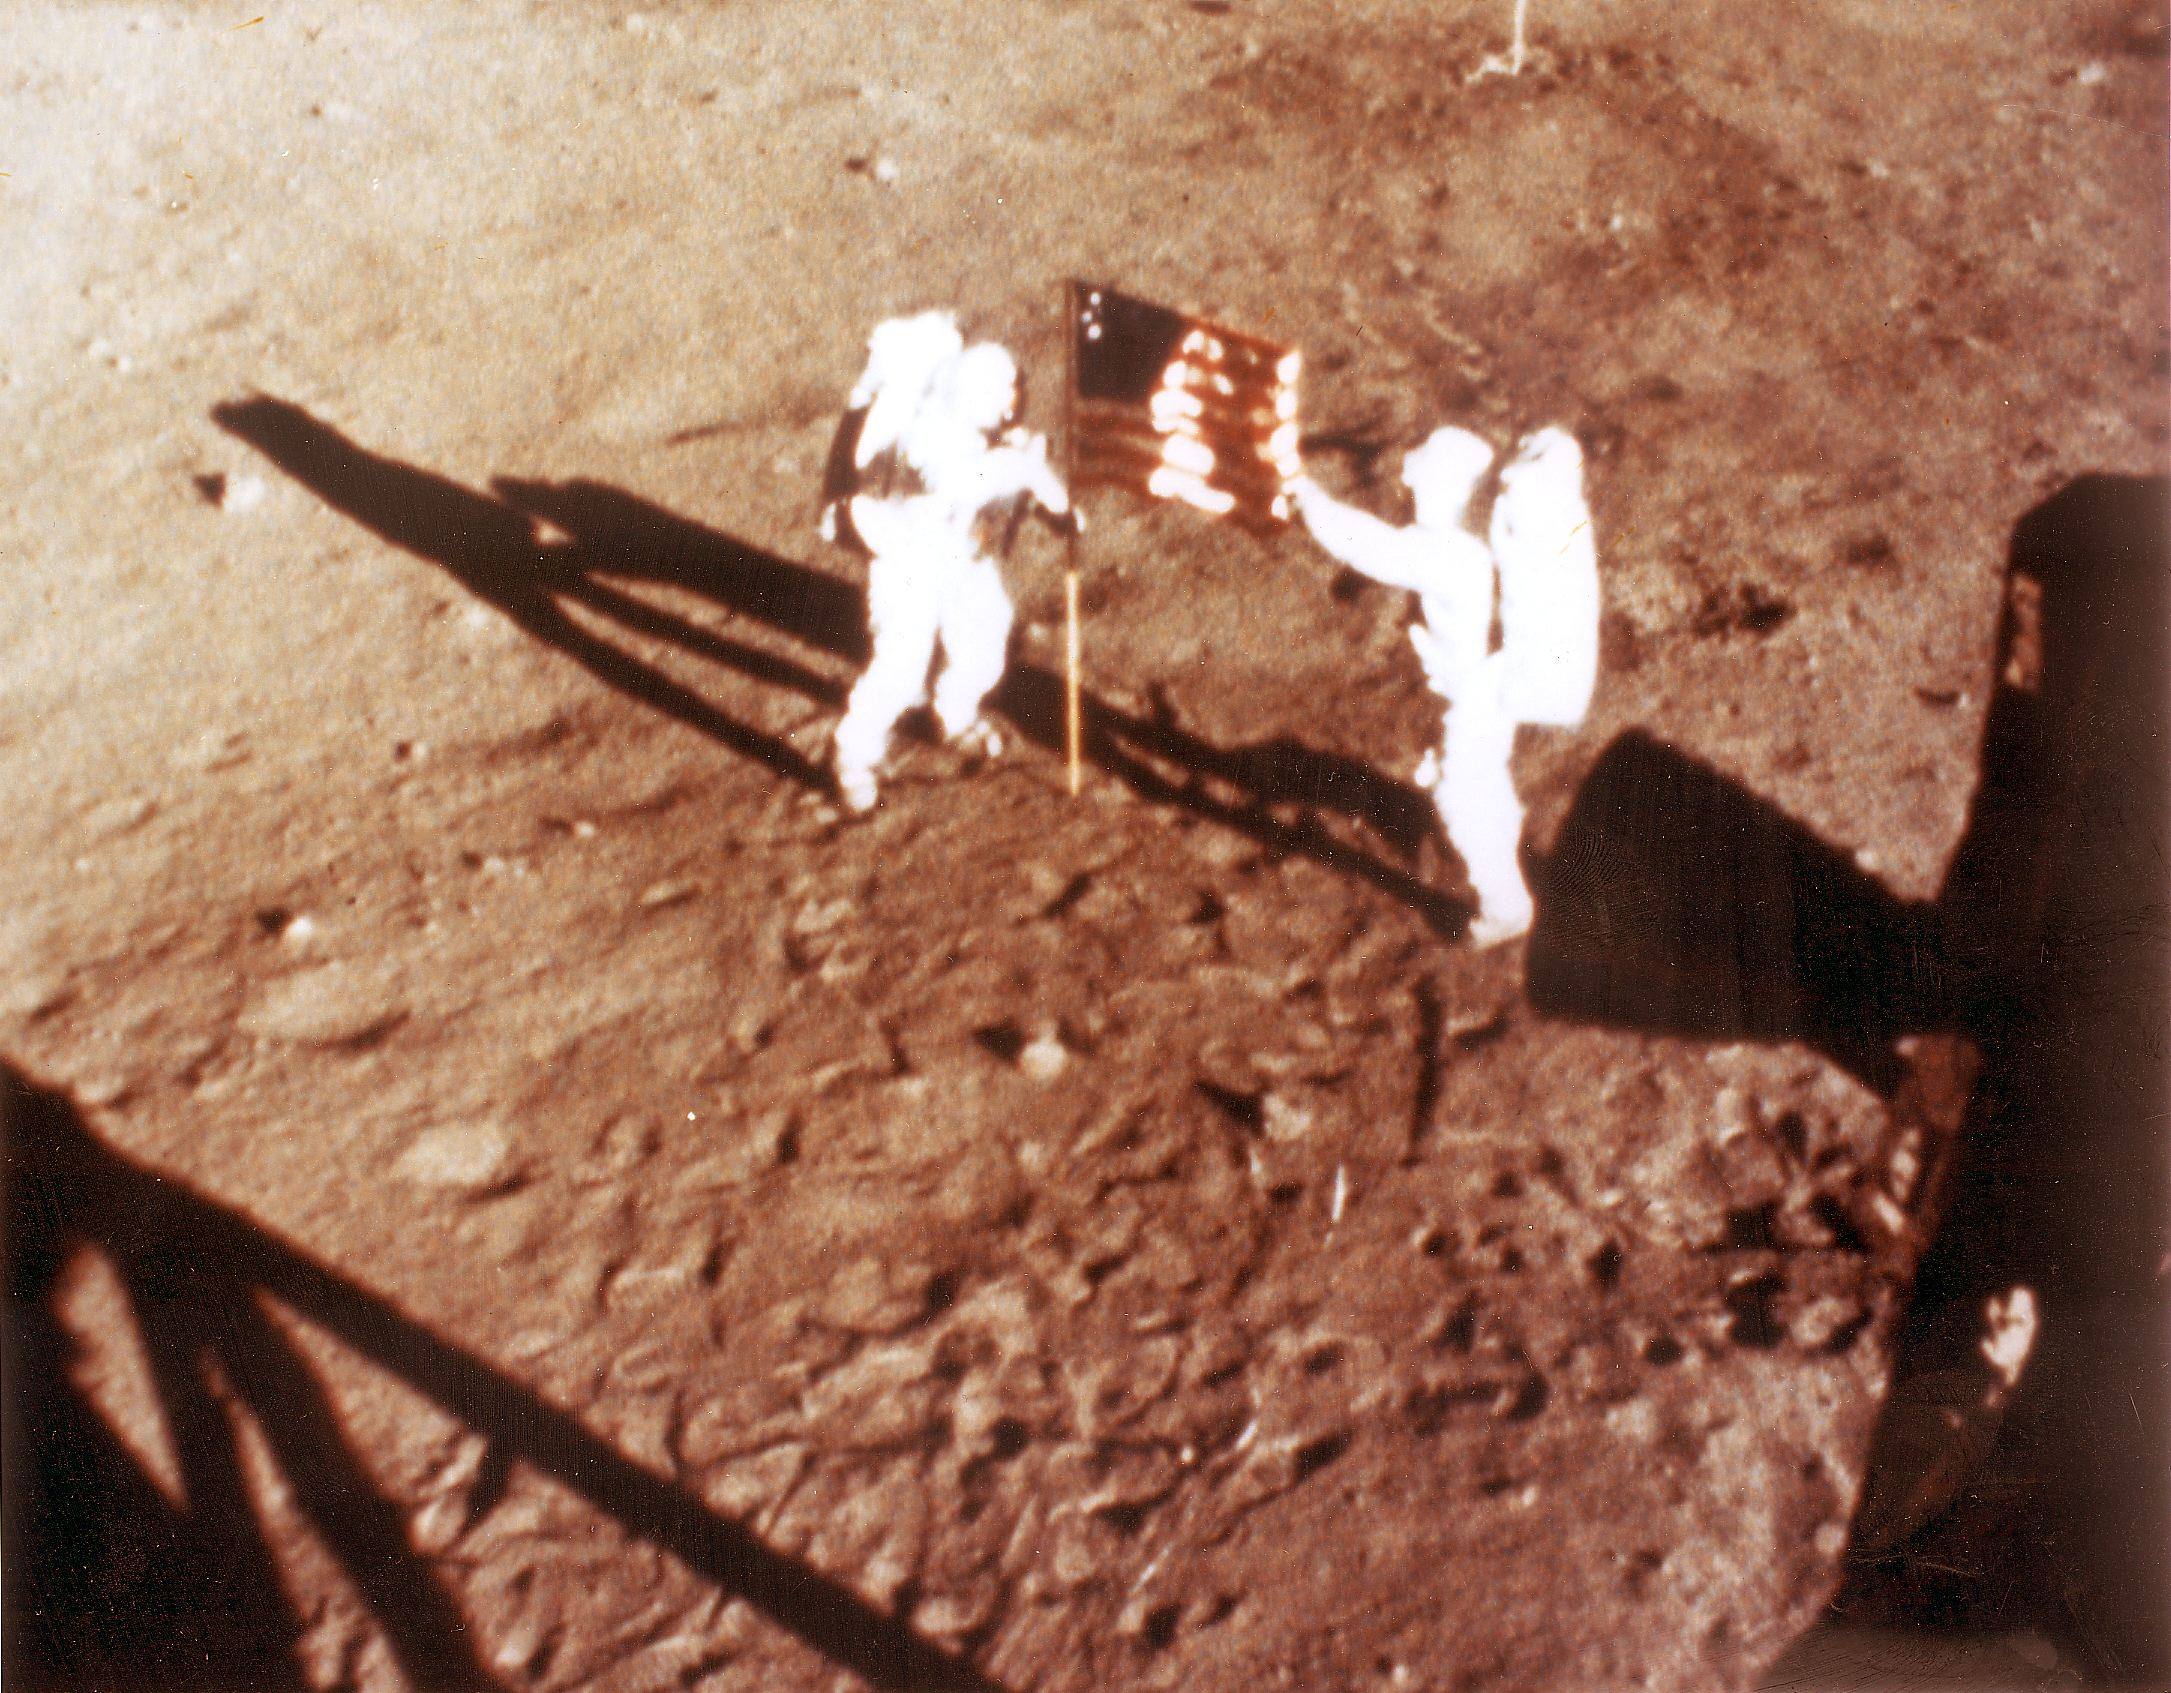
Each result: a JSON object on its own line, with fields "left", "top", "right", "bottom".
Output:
{"left": 212, "top": 396, "right": 855, "bottom": 794}
{"left": 212, "top": 397, "right": 1463, "bottom": 931}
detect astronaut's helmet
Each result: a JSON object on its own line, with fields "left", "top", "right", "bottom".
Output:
{"left": 1498, "top": 425, "right": 1584, "bottom": 491}
{"left": 1400, "top": 426, "right": 1496, "bottom": 527}
{"left": 942, "top": 343, "right": 1022, "bottom": 435}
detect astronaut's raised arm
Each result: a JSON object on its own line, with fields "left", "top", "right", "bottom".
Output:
{"left": 975, "top": 439, "right": 1070, "bottom": 516}
{"left": 1290, "top": 477, "right": 1434, "bottom": 592}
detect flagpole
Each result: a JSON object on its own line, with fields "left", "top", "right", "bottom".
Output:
{"left": 1063, "top": 280, "right": 1083, "bottom": 797}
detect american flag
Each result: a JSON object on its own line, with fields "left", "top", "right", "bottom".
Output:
{"left": 1069, "top": 281, "right": 1303, "bottom": 530}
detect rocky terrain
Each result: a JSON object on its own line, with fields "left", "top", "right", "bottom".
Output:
{"left": 5, "top": 3, "right": 2165, "bottom": 1690}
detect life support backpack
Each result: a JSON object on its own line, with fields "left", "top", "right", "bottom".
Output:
{"left": 819, "top": 312, "right": 961, "bottom": 552}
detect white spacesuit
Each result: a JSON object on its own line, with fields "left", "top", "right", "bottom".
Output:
{"left": 1291, "top": 425, "right": 1598, "bottom": 945}
{"left": 825, "top": 314, "right": 1071, "bottom": 814}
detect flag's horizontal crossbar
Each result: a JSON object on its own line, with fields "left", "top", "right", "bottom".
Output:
{"left": 1160, "top": 333, "right": 1296, "bottom": 383}
{"left": 1068, "top": 280, "right": 1291, "bottom": 355}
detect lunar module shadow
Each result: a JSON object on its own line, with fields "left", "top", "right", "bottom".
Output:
{"left": 1528, "top": 476, "right": 2168, "bottom": 1683}
{"left": 1, "top": 1068, "right": 1004, "bottom": 1693}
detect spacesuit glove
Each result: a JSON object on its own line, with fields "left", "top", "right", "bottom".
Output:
{"left": 1408, "top": 624, "right": 1456, "bottom": 694}
{"left": 1031, "top": 462, "right": 1071, "bottom": 519}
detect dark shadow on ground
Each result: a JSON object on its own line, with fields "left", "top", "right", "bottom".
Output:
{"left": 214, "top": 396, "right": 1462, "bottom": 933}
{"left": 1526, "top": 727, "right": 1937, "bottom": 1092}
{"left": 1831, "top": 476, "right": 2170, "bottom": 1686}
{"left": 1528, "top": 476, "right": 2168, "bottom": 1683}
{"left": 1, "top": 1068, "right": 1004, "bottom": 1693}
{"left": 211, "top": 397, "right": 842, "bottom": 793}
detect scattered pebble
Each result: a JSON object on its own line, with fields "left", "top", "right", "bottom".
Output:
{"left": 792, "top": 894, "right": 857, "bottom": 934}
{"left": 198, "top": 471, "right": 268, "bottom": 512}
{"left": 1017, "top": 1030, "right": 1069, "bottom": 1081}
{"left": 0, "top": 972, "right": 68, "bottom": 1019}
{"left": 2074, "top": 60, "right": 2109, "bottom": 87}
{"left": 238, "top": 962, "right": 406, "bottom": 1045}
{"left": 1604, "top": 1398, "right": 1660, "bottom": 1443}
{"left": 638, "top": 877, "right": 702, "bottom": 910}
{"left": 1261, "top": 1091, "right": 1313, "bottom": 1142}
{"left": 393, "top": 1121, "right": 514, "bottom": 1191}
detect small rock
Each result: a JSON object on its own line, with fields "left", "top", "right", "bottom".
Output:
{"left": 914, "top": 1589, "right": 993, "bottom": 1640}
{"left": 198, "top": 471, "right": 267, "bottom": 513}
{"left": 1017, "top": 1030, "right": 1068, "bottom": 1082}
{"left": 1790, "top": 1294, "right": 1867, "bottom": 1350}
{"left": 638, "top": 877, "right": 702, "bottom": 910}
{"left": 792, "top": 895, "right": 857, "bottom": 935}
{"left": 459, "top": 602, "right": 508, "bottom": 639}
{"left": 816, "top": 1255, "right": 930, "bottom": 1332}
{"left": 0, "top": 971, "right": 68, "bottom": 1019}
{"left": 1604, "top": 1398, "right": 1660, "bottom": 1443}
{"left": 410, "top": 1490, "right": 468, "bottom": 1555}
{"left": 393, "top": 1121, "right": 514, "bottom": 1191}
{"left": 1261, "top": 1091, "right": 1313, "bottom": 1142}
{"left": 238, "top": 962, "right": 405, "bottom": 1045}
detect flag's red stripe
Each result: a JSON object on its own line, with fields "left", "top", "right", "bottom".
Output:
{"left": 1075, "top": 440, "right": 1290, "bottom": 504}
{"left": 1076, "top": 397, "right": 1290, "bottom": 440}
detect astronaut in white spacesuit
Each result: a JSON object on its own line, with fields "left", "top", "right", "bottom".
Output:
{"left": 1291, "top": 425, "right": 1598, "bottom": 945}
{"left": 823, "top": 312, "right": 1072, "bottom": 814}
